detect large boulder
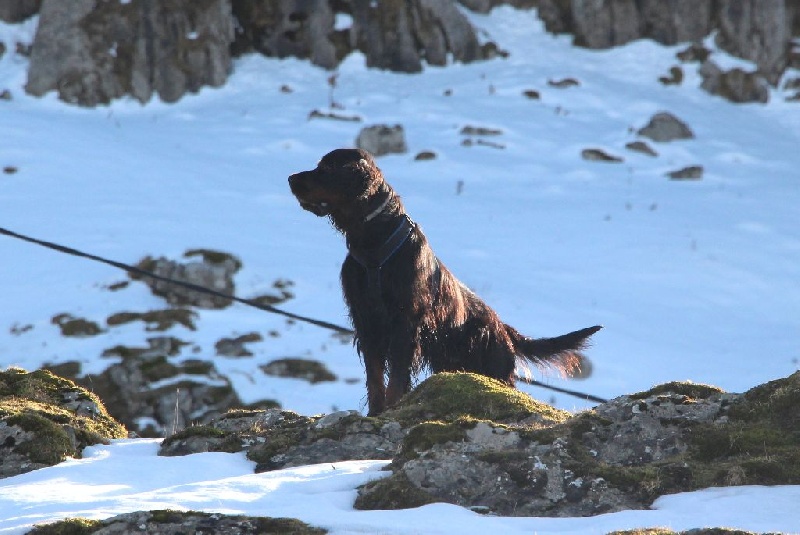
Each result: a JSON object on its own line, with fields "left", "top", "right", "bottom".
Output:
{"left": 715, "top": 0, "right": 789, "bottom": 86}
{"left": 538, "top": 0, "right": 713, "bottom": 48}
{"left": 114, "top": 369, "right": 800, "bottom": 519}
{"left": 354, "top": 372, "right": 800, "bottom": 516}
{"left": 0, "top": 368, "right": 127, "bottom": 478}
{"left": 231, "top": 0, "right": 340, "bottom": 69}
{"left": 350, "top": 0, "right": 483, "bottom": 73}
{"left": 25, "top": 0, "right": 234, "bottom": 106}
{"left": 537, "top": 0, "right": 790, "bottom": 88}
{"left": 0, "top": 0, "right": 40, "bottom": 22}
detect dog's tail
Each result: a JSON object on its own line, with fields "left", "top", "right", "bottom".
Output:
{"left": 511, "top": 325, "right": 602, "bottom": 377}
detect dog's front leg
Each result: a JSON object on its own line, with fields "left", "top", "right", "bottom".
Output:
{"left": 364, "top": 351, "right": 387, "bottom": 416}
{"left": 385, "top": 325, "right": 416, "bottom": 409}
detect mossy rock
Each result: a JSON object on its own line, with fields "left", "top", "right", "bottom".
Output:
{"left": 30, "top": 510, "right": 325, "bottom": 534}
{"left": 384, "top": 372, "right": 570, "bottom": 427}
{"left": 630, "top": 380, "right": 724, "bottom": 401}
{"left": 354, "top": 471, "right": 438, "bottom": 510}
{"left": 0, "top": 368, "right": 127, "bottom": 475}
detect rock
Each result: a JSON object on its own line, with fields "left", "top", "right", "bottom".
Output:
{"left": 350, "top": 0, "right": 483, "bottom": 73}
{"left": 233, "top": 0, "right": 486, "bottom": 73}
{"left": 548, "top": 77, "right": 580, "bottom": 88}
{"left": 0, "top": 368, "right": 127, "bottom": 479}
{"left": 260, "top": 358, "right": 337, "bottom": 384}
{"left": 215, "top": 332, "right": 263, "bottom": 357}
{"left": 676, "top": 42, "right": 711, "bottom": 63}
{"left": 133, "top": 250, "right": 242, "bottom": 309}
{"left": 715, "top": 0, "right": 789, "bottom": 86}
{"left": 50, "top": 313, "right": 105, "bottom": 337}
{"left": 522, "top": 89, "right": 540, "bottom": 99}
{"left": 0, "top": 0, "right": 40, "bottom": 23}
{"left": 699, "top": 60, "right": 770, "bottom": 104}
{"left": 460, "top": 125, "right": 503, "bottom": 136}
{"left": 356, "top": 124, "right": 408, "bottom": 157}
{"left": 637, "top": 112, "right": 694, "bottom": 142}
{"left": 74, "top": 355, "right": 241, "bottom": 438}
{"left": 414, "top": 150, "right": 437, "bottom": 161}
{"left": 625, "top": 141, "right": 658, "bottom": 157}
{"left": 667, "top": 165, "right": 704, "bottom": 180}
{"left": 354, "top": 371, "right": 800, "bottom": 517}
{"left": 457, "top": 0, "right": 537, "bottom": 13}
{"left": 25, "top": 0, "right": 234, "bottom": 106}
{"left": 34, "top": 510, "right": 325, "bottom": 535}
{"left": 152, "top": 371, "right": 800, "bottom": 519}
{"left": 581, "top": 148, "right": 623, "bottom": 163}
{"left": 231, "top": 0, "right": 340, "bottom": 69}
{"left": 658, "top": 65, "right": 684, "bottom": 86}
{"left": 159, "top": 408, "right": 405, "bottom": 472}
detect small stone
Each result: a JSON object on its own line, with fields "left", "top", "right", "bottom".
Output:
{"left": 637, "top": 112, "right": 695, "bottom": 142}
{"left": 548, "top": 77, "right": 580, "bottom": 88}
{"left": 522, "top": 89, "right": 540, "bottom": 99}
{"left": 625, "top": 141, "right": 658, "bottom": 157}
{"left": 667, "top": 165, "right": 703, "bottom": 180}
{"left": 581, "top": 148, "right": 623, "bottom": 163}
{"left": 414, "top": 151, "right": 436, "bottom": 161}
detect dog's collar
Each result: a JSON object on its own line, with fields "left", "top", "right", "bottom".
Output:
{"left": 348, "top": 214, "right": 415, "bottom": 270}
{"left": 363, "top": 189, "right": 393, "bottom": 222}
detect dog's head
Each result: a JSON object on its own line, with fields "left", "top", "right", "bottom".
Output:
{"left": 288, "top": 148, "right": 384, "bottom": 219}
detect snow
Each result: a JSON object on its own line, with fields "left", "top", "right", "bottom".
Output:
{"left": 1, "top": 6, "right": 799, "bottom": 534}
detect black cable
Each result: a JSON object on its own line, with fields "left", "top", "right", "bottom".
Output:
{"left": 1, "top": 225, "right": 608, "bottom": 404}
{"left": 0, "top": 226, "right": 354, "bottom": 335}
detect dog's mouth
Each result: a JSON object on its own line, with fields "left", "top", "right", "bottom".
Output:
{"left": 299, "top": 200, "right": 331, "bottom": 217}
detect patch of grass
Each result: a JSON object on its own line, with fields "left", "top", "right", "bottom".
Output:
{"left": 384, "top": 372, "right": 570, "bottom": 426}
{"left": 629, "top": 381, "right": 723, "bottom": 400}
{"left": 27, "top": 517, "right": 102, "bottom": 535}
{"left": 398, "top": 421, "right": 466, "bottom": 462}
{"left": 354, "top": 472, "right": 438, "bottom": 510}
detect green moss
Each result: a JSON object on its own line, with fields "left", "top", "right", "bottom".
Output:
{"left": 183, "top": 249, "right": 242, "bottom": 272}
{"left": 0, "top": 368, "right": 127, "bottom": 467}
{"left": 8, "top": 410, "right": 75, "bottom": 464}
{"left": 354, "top": 472, "right": 438, "bottom": 510}
{"left": 384, "top": 372, "right": 570, "bottom": 426}
{"left": 630, "top": 381, "right": 723, "bottom": 400}
{"left": 27, "top": 517, "right": 102, "bottom": 535}
{"left": 245, "top": 411, "right": 314, "bottom": 471}
{"left": 399, "top": 421, "right": 466, "bottom": 461}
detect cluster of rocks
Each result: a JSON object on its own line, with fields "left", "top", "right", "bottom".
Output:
{"left": 538, "top": 0, "right": 800, "bottom": 102}
{"left": 581, "top": 110, "right": 702, "bottom": 181}
{"left": 158, "top": 371, "right": 800, "bottom": 518}
{"left": 15, "top": 0, "right": 494, "bottom": 106}
{"left": 3, "top": 367, "right": 798, "bottom": 533}
{"left": 6, "top": 1, "right": 798, "bottom": 106}
{"left": 35, "top": 249, "right": 336, "bottom": 438}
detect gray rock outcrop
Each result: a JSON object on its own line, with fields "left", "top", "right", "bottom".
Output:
{"left": 0, "top": 368, "right": 127, "bottom": 479}
{"left": 537, "top": 0, "right": 795, "bottom": 90}
{"left": 356, "top": 124, "right": 408, "bottom": 157}
{"left": 25, "top": 0, "right": 234, "bottom": 106}
{"left": 636, "top": 112, "right": 694, "bottom": 142}
{"left": 133, "top": 250, "right": 242, "bottom": 310}
{"left": 0, "top": 0, "right": 40, "bottom": 22}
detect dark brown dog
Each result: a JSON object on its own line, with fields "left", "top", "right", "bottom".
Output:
{"left": 289, "top": 148, "right": 601, "bottom": 415}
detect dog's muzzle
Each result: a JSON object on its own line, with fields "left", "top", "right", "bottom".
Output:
{"left": 289, "top": 173, "right": 330, "bottom": 217}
